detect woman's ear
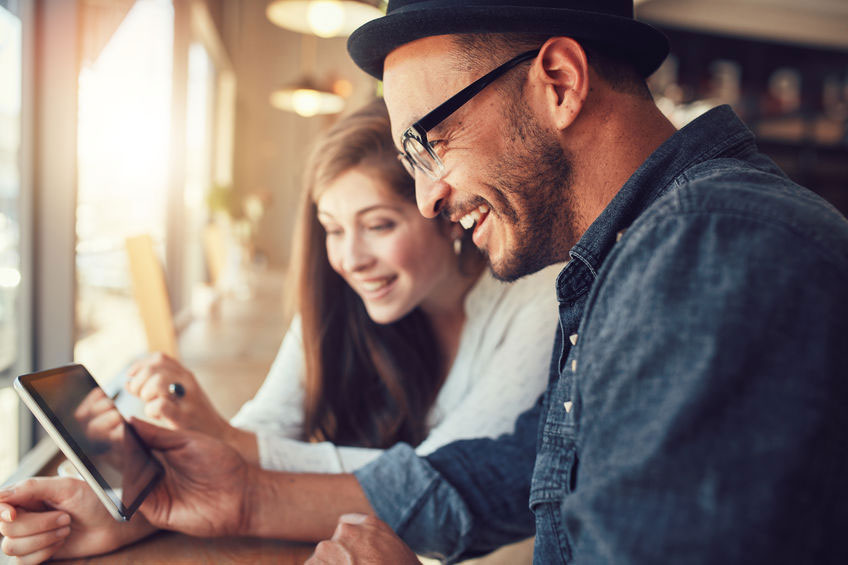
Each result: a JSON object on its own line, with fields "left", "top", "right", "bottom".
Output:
{"left": 529, "top": 37, "right": 590, "bottom": 132}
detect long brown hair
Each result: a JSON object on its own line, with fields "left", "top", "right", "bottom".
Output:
{"left": 289, "top": 99, "right": 450, "bottom": 448}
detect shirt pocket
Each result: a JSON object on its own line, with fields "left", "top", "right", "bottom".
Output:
{"left": 530, "top": 368, "right": 579, "bottom": 563}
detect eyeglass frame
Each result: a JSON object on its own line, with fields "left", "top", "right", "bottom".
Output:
{"left": 399, "top": 48, "right": 541, "bottom": 180}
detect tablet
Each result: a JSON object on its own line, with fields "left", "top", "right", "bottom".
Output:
{"left": 14, "top": 364, "right": 164, "bottom": 521}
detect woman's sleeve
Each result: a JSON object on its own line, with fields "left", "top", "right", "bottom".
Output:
{"left": 229, "top": 317, "right": 306, "bottom": 439}
{"left": 230, "top": 316, "right": 389, "bottom": 473}
{"left": 413, "top": 268, "right": 559, "bottom": 456}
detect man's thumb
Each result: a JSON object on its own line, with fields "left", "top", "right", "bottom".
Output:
{"left": 129, "top": 416, "right": 184, "bottom": 451}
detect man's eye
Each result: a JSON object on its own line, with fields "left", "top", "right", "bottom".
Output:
{"left": 324, "top": 228, "right": 342, "bottom": 237}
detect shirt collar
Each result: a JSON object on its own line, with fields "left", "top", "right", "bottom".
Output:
{"left": 556, "top": 105, "right": 756, "bottom": 301}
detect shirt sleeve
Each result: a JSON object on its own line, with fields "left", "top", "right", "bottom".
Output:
{"left": 229, "top": 318, "right": 306, "bottom": 439}
{"left": 565, "top": 211, "right": 848, "bottom": 563}
{"left": 355, "top": 392, "right": 546, "bottom": 563}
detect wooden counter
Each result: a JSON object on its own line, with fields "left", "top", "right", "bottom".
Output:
{"left": 46, "top": 532, "right": 314, "bottom": 564}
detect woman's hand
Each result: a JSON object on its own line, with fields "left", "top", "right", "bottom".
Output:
{"left": 0, "top": 477, "right": 156, "bottom": 564}
{"left": 125, "top": 353, "right": 230, "bottom": 437}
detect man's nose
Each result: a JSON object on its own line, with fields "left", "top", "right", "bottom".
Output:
{"left": 415, "top": 173, "right": 452, "bottom": 219}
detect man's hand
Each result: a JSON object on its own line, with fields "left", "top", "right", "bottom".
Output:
{"left": 130, "top": 417, "right": 252, "bottom": 538}
{"left": 0, "top": 476, "right": 155, "bottom": 564}
{"left": 307, "top": 514, "right": 421, "bottom": 565}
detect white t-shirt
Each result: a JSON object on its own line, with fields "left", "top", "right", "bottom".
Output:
{"left": 230, "top": 264, "right": 562, "bottom": 473}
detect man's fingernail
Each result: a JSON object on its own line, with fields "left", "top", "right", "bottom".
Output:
{"left": 0, "top": 488, "right": 13, "bottom": 500}
{"left": 1, "top": 510, "right": 12, "bottom": 522}
{"left": 339, "top": 513, "right": 368, "bottom": 525}
{"left": 57, "top": 513, "right": 71, "bottom": 526}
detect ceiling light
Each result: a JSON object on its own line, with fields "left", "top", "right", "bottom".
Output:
{"left": 270, "top": 79, "right": 345, "bottom": 117}
{"left": 266, "top": 0, "right": 383, "bottom": 38}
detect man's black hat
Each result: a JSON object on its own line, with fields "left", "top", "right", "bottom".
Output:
{"left": 347, "top": 0, "right": 669, "bottom": 79}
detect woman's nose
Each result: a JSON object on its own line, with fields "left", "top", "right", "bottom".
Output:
{"left": 341, "top": 235, "right": 375, "bottom": 273}
{"left": 415, "top": 174, "right": 452, "bottom": 219}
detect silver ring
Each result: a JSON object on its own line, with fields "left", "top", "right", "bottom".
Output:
{"left": 168, "top": 382, "right": 186, "bottom": 398}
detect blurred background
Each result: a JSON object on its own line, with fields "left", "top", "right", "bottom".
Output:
{"left": 0, "top": 0, "right": 846, "bottom": 483}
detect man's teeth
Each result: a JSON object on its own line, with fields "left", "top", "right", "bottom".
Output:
{"left": 459, "top": 204, "right": 490, "bottom": 230}
{"left": 361, "top": 278, "right": 391, "bottom": 292}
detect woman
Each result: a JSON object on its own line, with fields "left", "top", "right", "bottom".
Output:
{"left": 0, "top": 99, "right": 560, "bottom": 563}
{"left": 123, "top": 98, "right": 560, "bottom": 475}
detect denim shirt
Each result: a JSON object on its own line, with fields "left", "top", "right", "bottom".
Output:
{"left": 355, "top": 106, "right": 848, "bottom": 564}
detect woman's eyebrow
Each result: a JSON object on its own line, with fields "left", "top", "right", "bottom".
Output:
{"left": 317, "top": 204, "right": 404, "bottom": 220}
{"left": 356, "top": 204, "right": 403, "bottom": 216}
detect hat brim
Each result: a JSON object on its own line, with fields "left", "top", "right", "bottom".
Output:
{"left": 348, "top": 6, "right": 669, "bottom": 79}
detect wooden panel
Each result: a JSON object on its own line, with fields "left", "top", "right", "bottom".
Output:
{"left": 203, "top": 222, "right": 227, "bottom": 287}
{"left": 125, "top": 235, "right": 179, "bottom": 358}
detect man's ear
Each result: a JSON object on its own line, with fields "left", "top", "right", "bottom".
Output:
{"left": 530, "top": 37, "right": 590, "bottom": 131}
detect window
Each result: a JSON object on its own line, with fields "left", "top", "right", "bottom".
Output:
{"left": 74, "top": 0, "right": 174, "bottom": 380}
{"left": 0, "top": 0, "right": 24, "bottom": 482}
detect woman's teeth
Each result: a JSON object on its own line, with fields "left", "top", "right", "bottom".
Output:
{"left": 361, "top": 278, "right": 392, "bottom": 292}
{"left": 459, "top": 204, "right": 490, "bottom": 230}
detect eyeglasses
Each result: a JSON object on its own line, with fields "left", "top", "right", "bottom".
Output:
{"left": 398, "top": 48, "right": 541, "bottom": 181}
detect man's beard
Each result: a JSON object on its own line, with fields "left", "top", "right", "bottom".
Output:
{"left": 485, "top": 100, "right": 577, "bottom": 282}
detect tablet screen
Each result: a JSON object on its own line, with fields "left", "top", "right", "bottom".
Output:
{"left": 18, "top": 364, "right": 163, "bottom": 519}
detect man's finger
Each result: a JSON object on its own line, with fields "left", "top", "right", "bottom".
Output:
{"left": 129, "top": 416, "right": 186, "bottom": 450}
{"left": 332, "top": 513, "right": 370, "bottom": 541}
{"left": 308, "top": 539, "right": 352, "bottom": 565}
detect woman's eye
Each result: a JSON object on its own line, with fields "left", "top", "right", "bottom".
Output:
{"left": 368, "top": 222, "right": 394, "bottom": 232}
{"left": 324, "top": 227, "right": 342, "bottom": 237}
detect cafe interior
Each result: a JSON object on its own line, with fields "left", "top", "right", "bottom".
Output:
{"left": 0, "top": 0, "right": 846, "bottom": 562}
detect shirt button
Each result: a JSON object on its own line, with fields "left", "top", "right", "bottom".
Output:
{"left": 616, "top": 230, "right": 626, "bottom": 242}
{"left": 569, "top": 333, "right": 578, "bottom": 346}
{"left": 564, "top": 401, "right": 573, "bottom": 413}
{"left": 571, "top": 359, "right": 577, "bottom": 372}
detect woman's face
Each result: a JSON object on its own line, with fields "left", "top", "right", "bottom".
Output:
{"left": 317, "top": 167, "right": 458, "bottom": 324}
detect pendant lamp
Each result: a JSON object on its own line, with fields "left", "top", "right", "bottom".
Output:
{"left": 269, "top": 77, "right": 346, "bottom": 117}
{"left": 266, "top": 0, "right": 384, "bottom": 38}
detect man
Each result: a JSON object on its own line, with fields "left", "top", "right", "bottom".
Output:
{"left": 314, "top": 0, "right": 848, "bottom": 562}
{"left": 2, "top": 1, "right": 847, "bottom": 564}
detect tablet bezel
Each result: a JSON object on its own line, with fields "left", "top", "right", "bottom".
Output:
{"left": 14, "top": 364, "right": 163, "bottom": 521}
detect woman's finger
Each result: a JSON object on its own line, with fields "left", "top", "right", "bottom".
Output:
{"left": 139, "top": 372, "right": 169, "bottom": 402}
{"left": 1, "top": 524, "right": 70, "bottom": 558}
{"left": 125, "top": 364, "right": 152, "bottom": 397}
{"left": 85, "top": 409, "right": 124, "bottom": 442}
{"left": 144, "top": 396, "right": 180, "bottom": 425}
{"left": 4, "top": 539, "right": 65, "bottom": 565}
{"left": 0, "top": 509, "right": 70, "bottom": 539}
